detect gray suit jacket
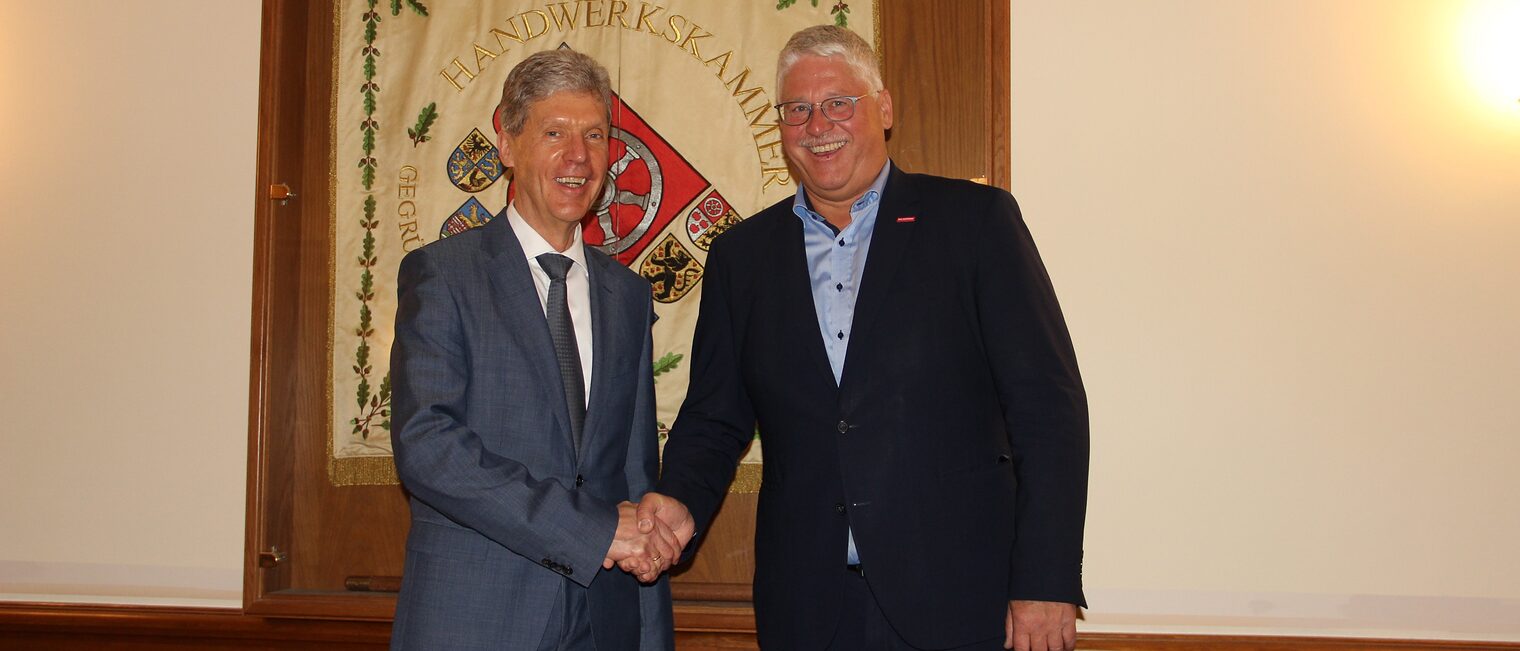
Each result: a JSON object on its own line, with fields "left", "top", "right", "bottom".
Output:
{"left": 388, "top": 215, "right": 672, "bottom": 650}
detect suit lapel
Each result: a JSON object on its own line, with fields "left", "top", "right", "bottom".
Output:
{"left": 580, "top": 251, "right": 618, "bottom": 461}
{"left": 478, "top": 217, "right": 572, "bottom": 443}
{"left": 841, "top": 166, "right": 918, "bottom": 389}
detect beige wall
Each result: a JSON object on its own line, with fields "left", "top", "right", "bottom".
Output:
{"left": 0, "top": 1, "right": 260, "bottom": 606}
{"left": 1, "top": 0, "right": 1517, "bottom": 642}
{"left": 1013, "top": 0, "right": 1520, "bottom": 641}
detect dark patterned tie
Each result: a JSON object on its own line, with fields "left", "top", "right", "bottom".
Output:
{"left": 536, "top": 253, "right": 585, "bottom": 458}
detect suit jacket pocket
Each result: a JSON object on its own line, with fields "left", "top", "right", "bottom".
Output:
{"left": 935, "top": 453, "right": 1015, "bottom": 480}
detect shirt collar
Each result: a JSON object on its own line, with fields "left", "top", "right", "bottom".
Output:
{"left": 505, "top": 202, "right": 588, "bottom": 276}
{"left": 791, "top": 160, "right": 892, "bottom": 224}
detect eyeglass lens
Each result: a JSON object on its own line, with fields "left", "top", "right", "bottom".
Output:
{"left": 777, "top": 96, "right": 859, "bottom": 126}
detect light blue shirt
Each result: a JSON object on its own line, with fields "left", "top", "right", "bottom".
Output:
{"left": 791, "top": 161, "right": 891, "bottom": 565}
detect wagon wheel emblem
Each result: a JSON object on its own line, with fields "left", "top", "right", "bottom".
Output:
{"left": 592, "top": 127, "right": 664, "bottom": 255}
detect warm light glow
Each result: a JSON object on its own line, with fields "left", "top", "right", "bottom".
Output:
{"left": 1461, "top": 0, "right": 1520, "bottom": 110}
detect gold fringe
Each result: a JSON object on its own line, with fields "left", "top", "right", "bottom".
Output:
{"left": 730, "top": 463, "right": 763, "bottom": 494}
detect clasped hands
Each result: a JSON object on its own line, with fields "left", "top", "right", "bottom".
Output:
{"left": 602, "top": 492, "right": 695, "bottom": 583}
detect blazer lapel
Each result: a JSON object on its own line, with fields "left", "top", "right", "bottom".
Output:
{"left": 773, "top": 210, "right": 841, "bottom": 392}
{"left": 478, "top": 218, "right": 572, "bottom": 442}
{"left": 841, "top": 165, "right": 918, "bottom": 389}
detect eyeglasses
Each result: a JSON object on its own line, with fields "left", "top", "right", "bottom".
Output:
{"left": 773, "top": 91, "right": 880, "bottom": 126}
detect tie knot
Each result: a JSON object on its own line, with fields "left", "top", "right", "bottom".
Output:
{"left": 537, "top": 253, "right": 574, "bottom": 281}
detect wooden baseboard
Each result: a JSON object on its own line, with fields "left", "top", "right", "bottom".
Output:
{"left": 2, "top": 602, "right": 1515, "bottom": 651}
{"left": 0, "top": 602, "right": 390, "bottom": 651}
{"left": 1078, "top": 632, "right": 1520, "bottom": 651}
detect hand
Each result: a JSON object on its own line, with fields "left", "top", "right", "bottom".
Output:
{"left": 1004, "top": 600, "right": 1077, "bottom": 651}
{"left": 615, "top": 503, "right": 681, "bottom": 583}
{"left": 616, "top": 492, "right": 694, "bottom": 582}
{"left": 633, "top": 492, "right": 696, "bottom": 551}
{"left": 614, "top": 513, "right": 679, "bottom": 583}
{"left": 602, "top": 501, "right": 679, "bottom": 583}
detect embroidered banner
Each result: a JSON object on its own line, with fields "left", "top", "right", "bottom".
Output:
{"left": 329, "top": 0, "right": 876, "bottom": 486}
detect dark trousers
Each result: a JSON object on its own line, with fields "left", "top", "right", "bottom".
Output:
{"left": 536, "top": 583, "right": 596, "bottom": 651}
{"left": 825, "top": 566, "right": 1006, "bottom": 651}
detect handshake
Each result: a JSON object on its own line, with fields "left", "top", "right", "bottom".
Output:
{"left": 602, "top": 492, "right": 696, "bottom": 583}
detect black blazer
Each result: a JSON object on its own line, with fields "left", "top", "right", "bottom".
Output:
{"left": 658, "top": 165, "right": 1089, "bottom": 650}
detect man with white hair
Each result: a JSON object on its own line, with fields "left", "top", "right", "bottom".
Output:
{"left": 639, "top": 25, "right": 1090, "bottom": 651}
{"left": 390, "top": 49, "right": 675, "bottom": 650}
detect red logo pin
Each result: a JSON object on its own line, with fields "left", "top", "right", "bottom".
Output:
{"left": 896, "top": 216, "right": 916, "bottom": 223}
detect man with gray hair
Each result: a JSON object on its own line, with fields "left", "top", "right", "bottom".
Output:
{"left": 640, "top": 25, "right": 1089, "bottom": 651}
{"left": 390, "top": 48, "right": 675, "bottom": 650}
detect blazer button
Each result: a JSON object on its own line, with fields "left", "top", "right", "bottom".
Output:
{"left": 837, "top": 420, "right": 849, "bottom": 433}
{"left": 575, "top": 475, "right": 585, "bottom": 487}
{"left": 835, "top": 503, "right": 846, "bottom": 514}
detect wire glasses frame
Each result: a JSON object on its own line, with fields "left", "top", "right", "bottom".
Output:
{"left": 773, "top": 91, "right": 881, "bottom": 126}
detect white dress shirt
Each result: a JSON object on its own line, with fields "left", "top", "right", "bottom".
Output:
{"left": 505, "top": 203, "right": 593, "bottom": 407}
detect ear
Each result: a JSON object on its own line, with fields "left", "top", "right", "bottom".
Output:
{"left": 876, "top": 88, "right": 894, "bottom": 130}
{"left": 495, "top": 126, "right": 515, "bottom": 169}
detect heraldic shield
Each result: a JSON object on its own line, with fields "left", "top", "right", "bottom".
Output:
{"left": 439, "top": 197, "right": 493, "bottom": 239}
{"left": 447, "top": 128, "right": 504, "bottom": 193}
{"left": 687, "top": 189, "right": 744, "bottom": 252}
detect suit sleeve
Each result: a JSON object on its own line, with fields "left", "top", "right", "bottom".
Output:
{"left": 655, "top": 234, "right": 757, "bottom": 535}
{"left": 390, "top": 248, "right": 617, "bottom": 587}
{"left": 974, "top": 191, "right": 1090, "bottom": 607}
{"left": 624, "top": 293, "right": 675, "bottom": 650}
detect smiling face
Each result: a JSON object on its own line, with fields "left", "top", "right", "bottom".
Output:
{"left": 496, "top": 90, "right": 610, "bottom": 248}
{"left": 778, "top": 54, "right": 893, "bottom": 215}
